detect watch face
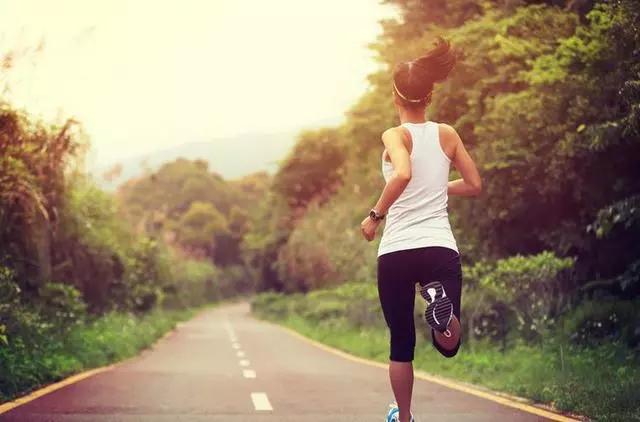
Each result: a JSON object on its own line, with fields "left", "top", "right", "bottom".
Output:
{"left": 370, "top": 210, "right": 382, "bottom": 221}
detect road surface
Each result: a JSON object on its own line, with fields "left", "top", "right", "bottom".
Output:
{"left": 2, "top": 302, "right": 552, "bottom": 421}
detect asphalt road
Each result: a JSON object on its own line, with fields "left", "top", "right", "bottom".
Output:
{"left": 2, "top": 302, "right": 551, "bottom": 421}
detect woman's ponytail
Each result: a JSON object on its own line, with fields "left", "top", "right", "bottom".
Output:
{"left": 412, "top": 37, "right": 456, "bottom": 85}
{"left": 393, "top": 37, "right": 457, "bottom": 107}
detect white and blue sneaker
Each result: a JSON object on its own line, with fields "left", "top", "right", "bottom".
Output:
{"left": 385, "top": 402, "right": 415, "bottom": 422}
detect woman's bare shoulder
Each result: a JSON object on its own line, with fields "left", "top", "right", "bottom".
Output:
{"left": 437, "top": 122, "right": 462, "bottom": 145}
{"left": 382, "top": 125, "right": 412, "bottom": 146}
{"left": 436, "top": 122, "right": 460, "bottom": 160}
{"left": 436, "top": 122, "right": 459, "bottom": 138}
{"left": 382, "top": 125, "right": 406, "bottom": 138}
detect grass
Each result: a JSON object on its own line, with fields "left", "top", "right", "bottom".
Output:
{"left": 0, "top": 306, "right": 206, "bottom": 403}
{"left": 252, "top": 288, "right": 640, "bottom": 422}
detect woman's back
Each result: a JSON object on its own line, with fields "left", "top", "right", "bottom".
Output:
{"left": 378, "top": 121, "right": 458, "bottom": 256}
{"left": 364, "top": 37, "right": 481, "bottom": 422}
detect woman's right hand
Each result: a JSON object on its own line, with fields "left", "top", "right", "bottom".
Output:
{"left": 360, "top": 216, "right": 381, "bottom": 242}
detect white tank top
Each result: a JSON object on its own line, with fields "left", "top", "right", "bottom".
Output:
{"left": 378, "top": 121, "right": 458, "bottom": 257}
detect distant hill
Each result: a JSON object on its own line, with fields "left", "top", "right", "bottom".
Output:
{"left": 93, "top": 130, "right": 299, "bottom": 190}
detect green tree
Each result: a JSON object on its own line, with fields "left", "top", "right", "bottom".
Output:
{"left": 118, "top": 159, "right": 233, "bottom": 229}
{"left": 272, "top": 128, "right": 346, "bottom": 210}
{"left": 176, "top": 201, "right": 228, "bottom": 257}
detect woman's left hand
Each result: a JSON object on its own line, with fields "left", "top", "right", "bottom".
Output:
{"left": 360, "top": 216, "right": 381, "bottom": 242}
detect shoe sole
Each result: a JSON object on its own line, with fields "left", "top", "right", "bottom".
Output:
{"left": 425, "top": 297, "right": 453, "bottom": 332}
{"left": 420, "top": 281, "right": 453, "bottom": 333}
{"left": 419, "top": 281, "right": 442, "bottom": 303}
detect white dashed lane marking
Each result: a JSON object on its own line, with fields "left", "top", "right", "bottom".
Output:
{"left": 251, "top": 392, "right": 273, "bottom": 411}
{"left": 226, "top": 318, "right": 272, "bottom": 413}
{"left": 226, "top": 322, "right": 258, "bottom": 392}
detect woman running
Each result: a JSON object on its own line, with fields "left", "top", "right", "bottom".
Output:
{"left": 360, "top": 37, "right": 482, "bottom": 422}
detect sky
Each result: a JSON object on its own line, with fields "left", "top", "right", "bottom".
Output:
{"left": 0, "top": 0, "right": 394, "bottom": 168}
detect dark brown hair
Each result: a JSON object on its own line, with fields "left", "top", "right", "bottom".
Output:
{"left": 393, "top": 37, "right": 456, "bottom": 108}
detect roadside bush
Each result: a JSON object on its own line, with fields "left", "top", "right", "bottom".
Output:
{"left": 0, "top": 266, "right": 50, "bottom": 347}
{"left": 251, "top": 291, "right": 293, "bottom": 320}
{"left": 121, "top": 238, "right": 172, "bottom": 313}
{"left": 0, "top": 307, "right": 195, "bottom": 403}
{"left": 460, "top": 283, "right": 514, "bottom": 346}
{"left": 1, "top": 272, "right": 86, "bottom": 346}
{"left": 464, "top": 252, "right": 575, "bottom": 344}
{"left": 253, "top": 281, "right": 385, "bottom": 330}
{"left": 53, "top": 180, "right": 131, "bottom": 312}
{"left": 277, "top": 237, "right": 337, "bottom": 293}
{"left": 34, "top": 282, "right": 86, "bottom": 333}
{"left": 258, "top": 252, "right": 577, "bottom": 347}
{"left": 341, "top": 283, "right": 385, "bottom": 329}
{"left": 272, "top": 194, "right": 378, "bottom": 293}
{"left": 563, "top": 299, "right": 640, "bottom": 348}
{"left": 0, "top": 265, "right": 22, "bottom": 345}
{"left": 162, "top": 259, "right": 217, "bottom": 309}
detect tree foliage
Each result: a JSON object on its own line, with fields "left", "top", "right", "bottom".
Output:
{"left": 117, "top": 158, "right": 268, "bottom": 267}
{"left": 243, "top": 0, "right": 640, "bottom": 354}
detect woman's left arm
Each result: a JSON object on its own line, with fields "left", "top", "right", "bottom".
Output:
{"left": 361, "top": 127, "right": 412, "bottom": 241}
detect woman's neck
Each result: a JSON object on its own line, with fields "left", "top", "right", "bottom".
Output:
{"left": 398, "top": 107, "right": 427, "bottom": 124}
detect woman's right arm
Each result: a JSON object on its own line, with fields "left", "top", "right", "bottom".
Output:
{"left": 440, "top": 124, "right": 482, "bottom": 197}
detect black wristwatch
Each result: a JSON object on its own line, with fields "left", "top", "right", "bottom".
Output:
{"left": 369, "top": 209, "right": 385, "bottom": 222}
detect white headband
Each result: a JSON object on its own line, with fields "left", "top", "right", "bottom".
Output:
{"left": 393, "top": 80, "right": 431, "bottom": 103}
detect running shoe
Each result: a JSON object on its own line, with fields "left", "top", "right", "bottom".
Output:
{"left": 385, "top": 402, "right": 415, "bottom": 422}
{"left": 419, "top": 281, "right": 453, "bottom": 333}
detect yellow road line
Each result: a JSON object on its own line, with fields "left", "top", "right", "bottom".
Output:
{"left": 0, "top": 305, "right": 224, "bottom": 415}
{"left": 0, "top": 323, "right": 180, "bottom": 415}
{"left": 0, "top": 365, "right": 114, "bottom": 414}
{"left": 272, "top": 322, "right": 582, "bottom": 422}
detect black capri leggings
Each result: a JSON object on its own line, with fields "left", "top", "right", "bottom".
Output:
{"left": 377, "top": 246, "right": 462, "bottom": 362}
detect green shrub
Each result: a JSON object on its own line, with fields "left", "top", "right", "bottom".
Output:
{"left": 0, "top": 266, "right": 49, "bottom": 346}
{"left": 251, "top": 291, "right": 291, "bottom": 320}
{"left": 271, "top": 196, "right": 378, "bottom": 293}
{"left": 0, "top": 307, "right": 197, "bottom": 403}
{"left": 563, "top": 299, "right": 640, "bottom": 348}
{"left": 465, "top": 252, "right": 575, "bottom": 343}
{"left": 35, "top": 283, "right": 87, "bottom": 331}
{"left": 0, "top": 265, "right": 20, "bottom": 308}
{"left": 0, "top": 266, "right": 20, "bottom": 345}
{"left": 161, "top": 259, "right": 215, "bottom": 309}
{"left": 121, "top": 238, "right": 172, "bottom": 312}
